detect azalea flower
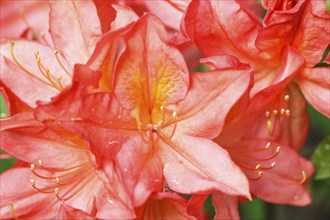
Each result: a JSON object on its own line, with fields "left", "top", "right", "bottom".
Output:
{"left": 35, "top": 14, "right": 252, "bottom": 208}
{"left": 0, "top": 112, "right": 135, "bottom": 219}
{"left": 0, "top": 0, "right": 137, "bottom": 115}
{"left": 183, "top": 0, "right": 330, "bottom": 117}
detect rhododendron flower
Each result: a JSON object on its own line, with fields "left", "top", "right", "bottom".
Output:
{"left": 35, "top": 14, "right": 252, "bottom": 208}
{"left": 184, "top": 0, "right": 330, "bottom": 117}
{"left": 0, "top": 0, "right": 137, "bottom": 115}
{"left": 0, "top": 113, "right": 135, "bottom": 219}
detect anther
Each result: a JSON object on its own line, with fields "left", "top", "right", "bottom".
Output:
{"left": 267, "top": 120, "right": 273, "bottom": 136}
{"left": 172, "top": 111, "right": 177, "bottom": 118}
{"left": 280, "top": 108, "right": 285, "bottom": 115}
{"left": 272, "top": 110, "right": 278, "bottom": 115}
{"left": 285, "top": 95, "right": 290, "bottom": 101}
{"left": 38, "top": 160, "right": 43, "bottom": 166}
{"left": 30, "top": 179, "right": 35, "bottom": 186}
{"left": 255, "top": 164, "right": 261, "bottom": 170}
{"left": 30, "top": 164, "right": 35, "bottom": 171}
{"left": 55, "top": 177, "right": 60, "bottom": 183}
{"left": 276, "top": 146, "right": 281, "bottom": 153}
{"left": 285, "top": 110, "right": 290, "bottom": 117}
{"left": 265, "top": 111, "right": 270, "bottom": 118}
{"left": 299, "top": 170, "right": 307, "bottom": 184}
{"left": 265, "top": 142, "right": 271, "bottom": 149}
{"left": 271, "top": 162, "right": 276, "bottom": 168}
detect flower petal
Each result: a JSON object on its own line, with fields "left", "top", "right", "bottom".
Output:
{"left": 0, "top": 39, "right": 72, "bottom": 106}
{"left": 212, "top": 192, "right": 239, "bottom": 220}
{"left": 114, "top": 14, "right": 189, "bottom": 119}
{"left": 49, "top": 0, "right": 102, "bottom": 65}
{"left": 115, "top": 135, "right": 163, "bottom": 207}
{"left": 161, "top": 135, "right": 250, "bottom": 199}
{"left": 296, "top": 67, "right": 330, "bottom": 118}
{"left": 173, "top": 56, "right": 252, "bottom": 139}
{"left": 0, "top": 167, "right": 59, "bottom": 219}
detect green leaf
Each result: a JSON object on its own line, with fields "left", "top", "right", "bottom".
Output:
{"left": 0, "top": 94, "right": 9, "bottom": 118}
{"left": 311, "top": 136, "right": 330, "bottom": 180}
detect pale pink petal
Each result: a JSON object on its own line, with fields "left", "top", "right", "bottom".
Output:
{"left": 144, "top": 0, "right": 190, "bottom": 30}
{"left": 0, "top": 113, "right": 87, "bottom": 168}
{"left": 58, "top": 204, "right": 96, "bottom": 220}
{"left": 212, "top": 192, "right": 239, "bottom": 220}
{"left": 115, "top": 136, "right": 163, "bottom": 207}
{"left": 0, "top": 168, "right": 59, "bottom": 219}
{"left": 173, "top": 56, "right": 252, "bottom": 139}
{"left": 296, "top": 67, "right": 330, "bottom": 118}
{"left": 0, "top": 39, "right": 72, "bottom": 106}
{"left": 49, "top": 0, "right": 102, "bottom": 65}
{"left": 160, "top": 135, "right": 250, "bottom": 199}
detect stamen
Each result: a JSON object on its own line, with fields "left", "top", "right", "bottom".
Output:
{"left": 57, "top": 75, "right": 64, "bottom": 89}
{"left": 55, "top": 176, "right": 91, "bottom": 201}
{"left": 265, "top": 111, "right": 270, "bottom": 118}
{"left": 54, "top": 50, "right": 72, "bottom": 77}
{"left": 167, "top": 111, "right": 178, "bottom": 140}
{"left": 285, "top": 110, "right": 290, "bottom": 117}
{"left": 30, "top": 180, "right": 53, "bottom": 194}
{"left": 272, "top": 110, "right": 278, "bottom": 115}
{"left": 265, "top": 141, "right": 271, "bottom": 149}
{"left": 10, "top": 42, "right": 53, "bottom": 87}
{"left": 260, "top": 162, "right": 276, "bottom": 170}
{"left": 8, "top": 204, "right": 18, "bottom": 220}
{"left": 299, "top": 170, "right": 307, "bottom": 184}
{"left": 285, "top": 95, "right": 290, "bottom": 101}
{"left": 267, "top": 120, "right": 273, "bottom": 136}
{"left": 280, "top": 108, "right": 285, "bottom": 115}
{"left": 248, "top": 171, "right": 263, "bottom": 181}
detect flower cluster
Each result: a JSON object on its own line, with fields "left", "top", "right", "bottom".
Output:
{"left": 0, "top": 0, "right": 329, "bottom": 219}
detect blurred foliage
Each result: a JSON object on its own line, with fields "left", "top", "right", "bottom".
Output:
{"left": 311, "top": 137, "right": 330, "bottom": 180}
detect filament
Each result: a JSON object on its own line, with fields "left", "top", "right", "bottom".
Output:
{"left": 54, "top": 50, "right": 72, "bottom": 77}
{"left": 8, "top": 204, "right": 19, "bottom": 220}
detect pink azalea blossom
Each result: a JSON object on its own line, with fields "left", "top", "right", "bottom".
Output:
{"left": 35, "top": 14, "right": 252, "bottom": 208}
{"left": 184, "top": 0, "right": 330, "bottom": 117}
{"left": 0, "top": 0, "right": 137, "bottom": 115}
{"left": 0, "top": 112, "right": 135, "bottom": 219}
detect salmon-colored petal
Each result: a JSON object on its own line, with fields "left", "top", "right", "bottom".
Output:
{"left": 212, "top": 192, "right": 239, "bottom": 220}
{"left": 115, "top": 136, "right": 163, "bottom": 207}
{"left": 262, "top": 0, "right": 330, "bottom": 67}
{"left": 114, "top": 14, "right": 189, "bottom": 123}
{"left": 144, "top": 0, "right": 190, "bottom": 30}
{"left": 187, "top": 194, "right": 208, "bottom": 219}
{"left": 49, "top": 0, "right": 102, "bottom": 65}
{"left": 34, "top": 82, "right": 137, "bottom": 162}
{"left": 161, "top": 135, "right": 250, "bottom": 199}
{"left": 93, "top": 0, "right": 116, "bottom": 34}
{"left": 296, "top": 67, "right": 330, "bottom": 118}
{"left": 0, "top": 39, "right": 72, "bottom": 106}
{"left": 248, "top": 141, "right": 314, "bottom": 205}
{"left": 111, "top": 4, "right": 139, "bottom": 31}
{"left": 185, "top": 0, "right": 261, "bottom": 63}
{"left": 0, "top": 167, "right": 59, "bottom": 219}
{"left": 136, "top": 192, "right": 196, "bottom": 220}
{"left": 174, "top": 56, "right": 252, "bottom": 139}
{"left": 58, "top": 204, "right": 96, "bottom": 220}
{"left": 0, "top": 1, "right": 50, "bottom": 42}
{"left": 0, "top": 113, "right": 87, "bottom": 168}
{"left": 0, "top": 86, "right": 32, "bottom": 115}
